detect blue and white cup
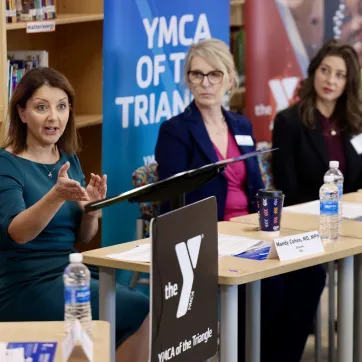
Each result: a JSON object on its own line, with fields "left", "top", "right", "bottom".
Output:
{"left": 256, "top": 189, "right": 285, "bottom": 236}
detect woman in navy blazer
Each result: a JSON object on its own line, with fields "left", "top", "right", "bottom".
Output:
{"left": 155, "top": 100, "right": 264, "bottom": 220}
{"left": 155, "top": 39, "right": 325, "bottom": 362}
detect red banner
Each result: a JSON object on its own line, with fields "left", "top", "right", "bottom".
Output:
{"left": 245, "top": 0, "right": 362, "bottom": 143}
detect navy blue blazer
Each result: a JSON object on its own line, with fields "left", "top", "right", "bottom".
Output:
{"left": 155, "top": 101, "right": 265, "bottom": 221}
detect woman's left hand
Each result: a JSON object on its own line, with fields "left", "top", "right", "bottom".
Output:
{"left": 86, "top": 173, "right": 107, "bottom": 202}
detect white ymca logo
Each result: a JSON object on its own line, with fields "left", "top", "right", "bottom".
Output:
{"left": 268, "top": 77, "right": 300, "bottom": 130}
{"left": 175, "top": 234, "right": 203, "bottom": 318}
{"left": 268, "top": 77, "right": 300, "bottom": 112}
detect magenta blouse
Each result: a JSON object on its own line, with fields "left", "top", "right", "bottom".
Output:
{"left": 213, "top": 129, "right": 249, "bottom": 221}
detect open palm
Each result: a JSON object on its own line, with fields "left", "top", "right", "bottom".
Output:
{"left": 86, "top": 173, "right": 107, "bottom": 202}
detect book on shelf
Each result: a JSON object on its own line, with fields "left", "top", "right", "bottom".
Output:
{"left": 5, "top": 0, "right": 17, "bottom": 23}
{"left": 7, "top": 50, "right": 49, "bottom": 101}
{"left": 4, "top": 0, "right": 56, "bottom": 23}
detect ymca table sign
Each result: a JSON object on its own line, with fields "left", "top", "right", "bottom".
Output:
{"left": 150, "top": 197, "right": 218, "bottom": 362}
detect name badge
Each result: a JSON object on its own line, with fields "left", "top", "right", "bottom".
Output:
{"left": 235, "top": 135, "right": 254, "bottom": 146}
{"left": 351, "top": 133, "right": 362, "bottom": 155}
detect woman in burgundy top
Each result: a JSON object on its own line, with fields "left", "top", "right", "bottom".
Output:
{"left": 272, "top": 39, "right": 362, "bottom": 206}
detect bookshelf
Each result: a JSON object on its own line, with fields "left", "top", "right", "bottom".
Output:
{"left": 230, "top": 0, "right": 245, "bottom": 112}
{"left": 6, "top": 13, "right": 104, "bottom": 30}
{"left": 230, "top": 0, "right": 244, "bottom": 27}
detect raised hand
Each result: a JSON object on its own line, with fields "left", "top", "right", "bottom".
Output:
{"left": 85, "top": 173, "right": 107, "bottom": 202}
{"left": 53, "top": 162, "right": 89, "bottom": 202}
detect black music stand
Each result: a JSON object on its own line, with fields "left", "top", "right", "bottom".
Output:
{"left": 84, "top": 148, "right": 277, "bottom": 213}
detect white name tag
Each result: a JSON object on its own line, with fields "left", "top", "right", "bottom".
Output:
{"left": 269, "top": 231, "right": 324, "bottom": 261}
{"left": 235, "top": 135, "right": 254, "bottom": 146}
{"left": 351, "top": 133, "right": 362, "bottom": 155}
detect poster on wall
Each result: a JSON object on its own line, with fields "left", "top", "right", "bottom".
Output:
{"left": 245, "top": 0, "right": 362, "bottom": 143}
{"left": 102, "top": 0, "right": 229, "bottom": 251}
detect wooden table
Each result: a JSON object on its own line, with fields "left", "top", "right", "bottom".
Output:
{"left": 83, "top": 220, "right": 362, "bottom": 362}
{"left": 229, "top": 192, "right": 362, "bottom": 236}
{"left": 230, "top": 192, "right": 362, "bottom": 362}
{"left": 0, "top": 321, "right": 110, "bottom": 362}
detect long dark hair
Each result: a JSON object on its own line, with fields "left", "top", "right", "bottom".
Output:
{"left": 297, "top": 39, "right": 362, "bottom": 136}
{"left": 3, "top": 67, "right": 79, "bottom": 154}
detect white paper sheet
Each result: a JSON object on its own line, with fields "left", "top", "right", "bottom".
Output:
{"left": 217, "top": 234, "right": 264, "bottom": 257}
{"left": 106, "top": 244, "right": 151, "bottom": 263}
{"left": 106, "top": 234, "right": 263, "bottom": 262}
{"left": 284, "top": 201, "right": 362, "bottom": 219}
{"left": 341, "top": 202, "right": 362, "bottom": 219}
{"left": 0, "top": 343, "right": 25, "bottom": 362}
{"left": 284, "top": 201, "right": 320, "bottom": 215}
{"left": 0, "top": 344, "right": 6, "bottom": 362}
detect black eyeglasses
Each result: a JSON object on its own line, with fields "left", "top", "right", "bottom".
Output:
{"left": 187, "top": 70, "right": 224, "bottom": 85}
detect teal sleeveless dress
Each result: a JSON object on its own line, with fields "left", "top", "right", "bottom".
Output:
{"left": 0, "top": 149, "right": 149, "bottom": 346}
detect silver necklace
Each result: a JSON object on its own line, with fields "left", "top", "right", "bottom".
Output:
{"left": 43, "top": 164, "right": 56, "bottom": 178}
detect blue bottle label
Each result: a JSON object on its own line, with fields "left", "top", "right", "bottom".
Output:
{"left": 65, "top": 285, "right": 90, "bottom": 305}
{"left": 320, "top": 200, "right": 338, "bottom": 215}
{"left": 338, "top": 184, "right": 343, "bottom": 199}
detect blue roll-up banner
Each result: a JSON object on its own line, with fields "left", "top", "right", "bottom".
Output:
{"left": 102, "top": 0, "right": 229, "bottom": 282}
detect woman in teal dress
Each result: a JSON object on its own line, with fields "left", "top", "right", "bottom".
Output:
{"left": 0, "top": 68, "right": 149, "bottom": 362}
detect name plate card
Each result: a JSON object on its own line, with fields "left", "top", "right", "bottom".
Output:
{"left": 62, "top": 320, "right": 93, "bottom": 362}
{"left": 269, "top": 231, "right": 324, "bottom": 261}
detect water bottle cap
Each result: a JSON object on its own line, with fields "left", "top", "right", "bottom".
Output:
{"left": 329, "top": 160, "right": 339, "bottom": 168}
{"left": 324, "top": 175, "right": 334, "bottom": 183}
{"left": 69, "top": 253, "right": 83, "bottom": 263}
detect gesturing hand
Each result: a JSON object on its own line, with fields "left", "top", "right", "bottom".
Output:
{"left": 53, "top": 162, "right": 89, "bottom": 202}
{"left": 85, "top": 173, "right": 107, "bottom": 202}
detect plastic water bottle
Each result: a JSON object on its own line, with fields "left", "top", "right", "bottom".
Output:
{"left": 324, "top": 160, "right": 344, "bottom": 220}
{"left": 320, "top": 175, "right": 339, "bottom": 241}
{"left": 63, "top": 253, "right": 92, "bottom": 334}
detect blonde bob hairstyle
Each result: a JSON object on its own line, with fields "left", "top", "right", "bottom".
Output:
{"left": 184, "top": 38, "right": 239, "bottom": 95}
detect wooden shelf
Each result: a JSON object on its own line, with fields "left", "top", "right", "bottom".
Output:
{"left": 235, "top": 86, "right": 246, "bottom": 95}
{"left": 6, "top": 13, "right": 104, "bottom": 31}
{"left": 231, "top": 0, "right": 245, "bottom": 5}
{"left": 230, "top": 0, "right": 244, "bottom": 27}
{"left": 230, "top": 87, "right": 246, "bottom": 111}
{"left": 76, "top": 114, "right": 102, "bottom": 129}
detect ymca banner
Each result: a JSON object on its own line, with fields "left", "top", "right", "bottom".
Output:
{"left": 245, "top": 0, "right": 362, "bottom": 142}
{"left": 102, "top": 1, "right": 229, "bottom": 247}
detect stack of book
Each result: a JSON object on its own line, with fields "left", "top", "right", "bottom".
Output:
{"left": 7, "top": 50, "right": 48, "bottom": 101}
{"left": 5, "top": 0, "right": 56, "bottom": 24}
{"left": 5, "top": 0, "right": 16, "bottom": 23}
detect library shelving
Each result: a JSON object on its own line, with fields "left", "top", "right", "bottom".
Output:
{"left": 0, "top": 0, "right": 245, "bottom": 251}
{"left": 230, "top": 0, "right": 246, "bottom": 112}
{"left": 230, "top": 0, "right": 244, "bottom": 27}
